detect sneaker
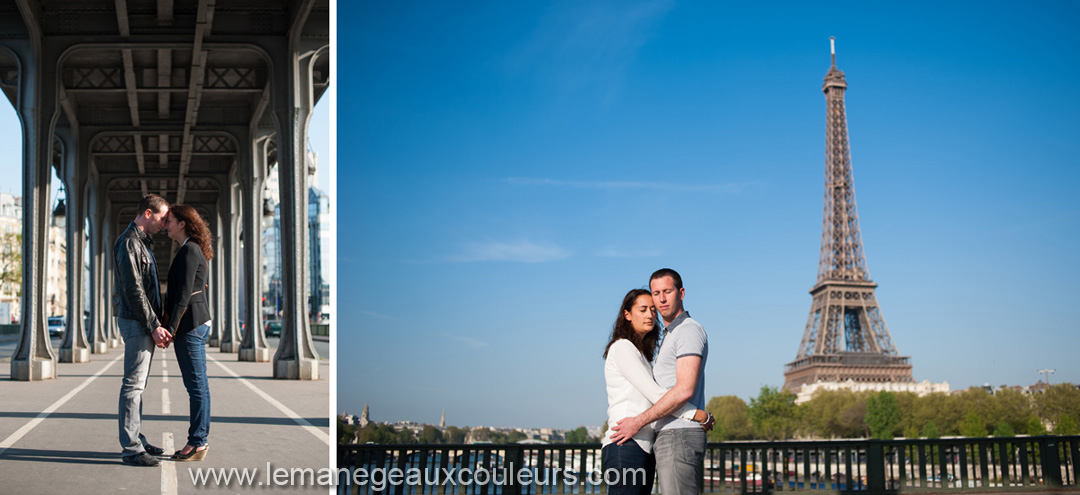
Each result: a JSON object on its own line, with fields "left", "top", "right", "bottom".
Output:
{"left": 122, "top": 452, "right": 161, "bottom": 467}
{"left": 144, "top": 444, "right": 165, "bottom": 456}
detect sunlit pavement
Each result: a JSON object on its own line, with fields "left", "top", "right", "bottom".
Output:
{"left": 0, "top": 336, "right": 332, "bottom": 494}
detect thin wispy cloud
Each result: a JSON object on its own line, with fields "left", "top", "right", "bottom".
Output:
{"left": 506, "top": 177, "right": 746, "bottom": 194}
{"left": 447, "top": 240, "right": 571, "bottom": 264}
{"left": 438, "top": 333, "right": 490, "bottom": 349}
{"left": 361, "top": 310, "right": 395, "bottom": 321}
{"left": 596, "top": 247, "right": 662, "bottom": 259}
{"left": 506, "top": 0, "right": 673, "bottom": 100}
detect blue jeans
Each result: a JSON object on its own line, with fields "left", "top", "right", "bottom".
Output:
{"left": 118, "top": 318, "right": 156, "bottom": 457}
{"left": 602, "top": 441, "right": 655, "bottom": 495}
{"left": 174, "top": 323, "right": 211, "bottom": 447}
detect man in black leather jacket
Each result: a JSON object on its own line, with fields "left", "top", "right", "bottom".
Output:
{"left": 114, "top": 193, "right": 172, "bottom": 467}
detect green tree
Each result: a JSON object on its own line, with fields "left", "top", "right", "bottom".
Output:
{"left": 444, "top": 426, "right": 466, "bottom": 444}
{"left": 993, "top": 421, "right": 1015, "bottom": 437}
{"left": 358, "top": 423, "right": 407, "bottom": 444}
{"left": 338, "top": 418, "right": 356, "bottom": 444}
{"left": 419, "top": 425, "right": 443, "bottom": 444}
{"left": 902, "top": 425, "right": 921, "bottom": 439}
{"left": 749, "top": 386, "right": 800, "bottom": 440}
{"left": 1026, "top": 416, "right": 1048, "bottom": 436}
{"left": 922, "top": 421, "right": 940, "bottom": 439}
{"left": 565, "top": 426, "right": 590, "bottom": 444}
{"left": 507, "top": 430, "right": 527, "bottom": 443}
{"left": 705, "top": 395, "right": 753, "bottom": 441}
{"left": 959, "top": 412, "right": 986, "bottom": 438}
{"left": 801, "top": 389, "right": 866, "bottom": 438}
{"left": 0, "top": 232, "right": 21, "bottom": 300}
{"left": 1054, "top": 415, "right": 1080, "bottom": 436}
{"left": 1034, "top": 385, "right": 1080, "bottom": 428}
{"left": 866, "top": 391, "right": 901, "bottom": 439}
{"left": 838, "top": 400, "right": 868, "bottom": 438}
{"left": 985, "top": 388, "right": 1034, "bottom": 434}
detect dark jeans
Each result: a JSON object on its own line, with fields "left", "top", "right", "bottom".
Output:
{"left": 174, "top": 323, "right": 211, "bottom": 447}
{"left": 602, "top": 441, "right": 655, "bottom": 495}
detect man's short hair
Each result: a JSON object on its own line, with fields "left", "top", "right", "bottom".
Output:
{"left": 137, "top": 194, "right": 168, "bottom": 214}
{"left": 650, "top": 268, "right": 683, "bottom": 290}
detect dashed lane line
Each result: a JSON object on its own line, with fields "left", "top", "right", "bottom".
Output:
{"left": 161, "top": 432, "right": 177, "bottom": 495}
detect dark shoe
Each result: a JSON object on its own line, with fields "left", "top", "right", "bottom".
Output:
{"left": 143, "top": 444, "right": 165, "bottom": 456}
{"left": 171, "top": 445, "right": 208, "bottom": 461}
{"left": 122, "top": 452, "right": 161, "bottom": 467}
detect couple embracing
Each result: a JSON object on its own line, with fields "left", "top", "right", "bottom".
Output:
{"left": 114, "top": 194, "right": 215, "bottom": 466}
{"left": 603, "top": 268, "right": 711, "bottom": 494}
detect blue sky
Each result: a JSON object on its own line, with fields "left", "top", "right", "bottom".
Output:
{"left": 338, "top": 1, "right": 1080, "bottom": 430}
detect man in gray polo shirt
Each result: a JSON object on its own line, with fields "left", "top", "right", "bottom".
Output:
{"left": 610, "top": 268, "right": 708, "bottom": 494}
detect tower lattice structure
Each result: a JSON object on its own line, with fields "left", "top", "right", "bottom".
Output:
{"left": 783, "top": 39, "right": 914, "bottom": 393}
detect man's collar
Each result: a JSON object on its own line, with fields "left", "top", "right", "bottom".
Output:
{"left": 664, "top": 311, "right": 691, "bottom": 333}
{"left": 127, "top": 221, "right": 155, "bottom": 245}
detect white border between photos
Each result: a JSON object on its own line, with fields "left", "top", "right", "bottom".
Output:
{"left": 327, "top": 0, "right": 338, "bottom": 491}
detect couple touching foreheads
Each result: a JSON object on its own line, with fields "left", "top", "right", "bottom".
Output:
{"left": 603, "top": 268, "right": 712, "bottom": 494}
{"left": 113, "top": 193, "right": 214, "bottom": 466}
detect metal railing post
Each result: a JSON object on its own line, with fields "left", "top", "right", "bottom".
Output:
{"left": 1043, "top": 437, "right": 1063, "bottom": 487}
{"left": 867, "top": 440, "right": 886, "bottom": 493}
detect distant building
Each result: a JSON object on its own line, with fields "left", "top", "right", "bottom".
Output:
{"left": 0, "top": 192, "right": 21, "bottom": 323}
{"left": 0, "top": 193, "right": 66, "bottom": 323}
{"left": 261, "top": 145, "right": 331, "bottom": 324}
{"left": 308, "top": 185, "right": 330, "bottom": 322}
{"left": 47, "top": 198, "right": 67, "bottom": 317}
{"left": 794, "top": 379, "right": 950, "bottom": 404}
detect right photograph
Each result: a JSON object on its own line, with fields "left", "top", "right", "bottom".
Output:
{"left": 337, "top": 2, "right": 1080, "bottom": 494}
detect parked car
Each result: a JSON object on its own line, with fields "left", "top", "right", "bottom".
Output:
{"left": 265, "top": 320, "right": 282, "bottom": 337}
{"left": 48, "top": 316, "right": 66, "bottom": 338}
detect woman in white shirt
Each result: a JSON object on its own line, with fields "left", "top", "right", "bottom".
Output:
{"left": 601, "top": 289, "right": 712, "bottom": 494}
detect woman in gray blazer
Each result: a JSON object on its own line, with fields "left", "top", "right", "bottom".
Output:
{"left": 163, "top": 204, "right": 214, "bottom": 461}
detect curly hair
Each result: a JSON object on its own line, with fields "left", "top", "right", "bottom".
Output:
{"left": 602, "top": 289, "right": 661, "bottom": 362}
{"left": 168, "top": 204, "right": 215, "bottom": 261}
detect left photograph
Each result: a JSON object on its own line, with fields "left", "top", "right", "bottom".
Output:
{"left": 0, "top": 1, "right": 333, "bottom": 493}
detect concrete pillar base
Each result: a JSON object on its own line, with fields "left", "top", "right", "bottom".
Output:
{"left": 109, "top": 338, "right": 120, "bottom": 348}
{"left": 208, "top": 337, "right": 220, "bottom": 347}
{"left": 60, "top": 348, "right": 90, "bottom": 363}
{"left": 220, "top": 342, "right": 240, "bottom": 353}
{"left": 239, "top": 348, "right": 270, "bottom": 362}
{"left": 273, "top": 358, "right": 319, "bottom": 380}
{"left": 10, "top": 358, "right": 57, "bottom": 381}
{"left": 91, "top": 342, "right": 108, "bottom": 354}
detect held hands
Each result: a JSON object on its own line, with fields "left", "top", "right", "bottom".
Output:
{"left": 152, "top": 326, "right": 173, "bottom": 349}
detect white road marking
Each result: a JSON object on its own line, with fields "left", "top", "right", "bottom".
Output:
{"left": 162, "top": 388, "right": 171, "bottom": 415}
{"left": 208, "top": 355, "right": 330, "bottom": 445}
{"left": 161, "top": 432, "right": 177, "bottom": 495}
{"left": 0, "top": 354, "right": 124, "bottom": 456}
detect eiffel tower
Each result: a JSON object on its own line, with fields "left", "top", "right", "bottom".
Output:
{"left": 783, "top": 38, "right": 914, "bottom": 393}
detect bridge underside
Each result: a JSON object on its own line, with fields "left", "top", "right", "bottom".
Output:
{"left": 0, "top": 0, "right": 329, "bottom": 380}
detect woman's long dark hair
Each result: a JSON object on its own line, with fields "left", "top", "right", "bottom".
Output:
{"left": 603, "top": 288, "right": 661, "bottom": 362}
{"left": 169, "top": 204, "right": 215, "bottom": 261}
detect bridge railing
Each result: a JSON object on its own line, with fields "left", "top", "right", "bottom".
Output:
{"left": 337, "top": 435, "right": 1080, "bottom": 494}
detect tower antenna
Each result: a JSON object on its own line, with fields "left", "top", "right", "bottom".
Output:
{"left": 830, "top": 36, "right": 836, "bottom": 65}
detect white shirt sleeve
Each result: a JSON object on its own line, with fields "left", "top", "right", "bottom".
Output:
{"left": 609, "top": 340, "right": 698, "bottom": 421}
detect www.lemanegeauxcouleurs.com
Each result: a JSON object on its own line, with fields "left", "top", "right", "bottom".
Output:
{"left": 187, "top": 462, "right": 647, "bottom": 489}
